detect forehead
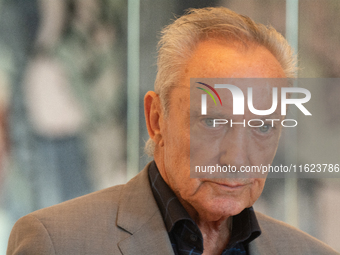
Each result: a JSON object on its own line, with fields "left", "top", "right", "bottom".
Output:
{"left": 182, "top": 39, "right": 286, "bottom": 84}
{"left": 169, "top": 39, "right": 286, "bottom": 111}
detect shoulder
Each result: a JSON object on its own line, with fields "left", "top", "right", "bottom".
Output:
{"left": 7, "top": 185, "right": 126, "bottom": 255}
{"left": 251, "top": 211, "right": 339, "bottom": 255}
{"left": 31, "top": 184, "right": 124, "bottom": 220}
{"left": 7, "top": 165, "right": 155, "bottom": 255}
{"left": 15, "top": 162, "right": 153, "bottom": 228}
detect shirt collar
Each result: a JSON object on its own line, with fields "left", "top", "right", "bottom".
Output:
{"left": 148, "top": 161, "right": 261, "bottom": 246}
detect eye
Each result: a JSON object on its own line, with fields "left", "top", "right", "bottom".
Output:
{"left": 258, "top": 124, "right": 271, "bottom": 133}
{"left": 203, "top": 118, "right": 215, "bottom": 127}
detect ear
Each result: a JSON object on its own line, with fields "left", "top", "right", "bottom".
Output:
{"left": 144, "top": 91, "right": 164, "bottom": 147}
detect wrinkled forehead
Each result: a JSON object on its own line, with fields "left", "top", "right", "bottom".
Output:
{"left": 182, "top": 39, "right": 286, "bottom": 81}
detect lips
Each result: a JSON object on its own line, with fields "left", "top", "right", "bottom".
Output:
{"left": 203, "top": 179, "right": 253, "bottom": 190}
{"left": 217, "top": 182, "right": 247, "bottom": 188}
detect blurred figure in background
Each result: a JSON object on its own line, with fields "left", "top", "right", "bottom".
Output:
{"left": 0, "top": 0, "right": 126, "bottom": 254}
{"left": 23, "top": 0, "right": 126, "bottom": 209}
{"left": 24, "top": 0, "right": 91, "bottom": 210}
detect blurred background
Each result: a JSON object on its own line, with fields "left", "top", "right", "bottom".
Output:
{"left": 0, "top": 0, "right": 339, "bottom": 253}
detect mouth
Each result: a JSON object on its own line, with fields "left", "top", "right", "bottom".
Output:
{"left": 205, "top": 180, "right": 252, "bottom": 191}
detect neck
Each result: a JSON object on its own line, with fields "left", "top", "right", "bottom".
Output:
{"left": 179, "top": 199, "right": 233, "bottom": 255}
{"left": 197, "top": 216, "right": 232, "bottom": 255}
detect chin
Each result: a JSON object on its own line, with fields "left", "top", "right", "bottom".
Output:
{"left": 195, "top": 197, "right": 250, "bottom": 221}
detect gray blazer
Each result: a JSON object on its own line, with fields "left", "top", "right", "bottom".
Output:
{"left": 7, "top": 164, "right": 339, "bottom": 255}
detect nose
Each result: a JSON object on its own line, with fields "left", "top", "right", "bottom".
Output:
{"left": 219, "top": 126, "right": 250, "bottom": 171}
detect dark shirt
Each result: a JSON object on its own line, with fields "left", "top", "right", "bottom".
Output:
{"left": 148, "top": 161, "right": 261, "bottom": 255}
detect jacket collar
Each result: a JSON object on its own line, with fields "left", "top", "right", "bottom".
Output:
{"left": 116, "top": 162, "right": 175, "bottom": 255}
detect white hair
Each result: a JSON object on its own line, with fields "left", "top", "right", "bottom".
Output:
{"left": 145, "top": 7, "right": 297, "bottom": 156}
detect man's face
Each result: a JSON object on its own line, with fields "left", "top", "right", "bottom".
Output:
{"left": 155, "top": 39, "right": 286, "bottom": 221}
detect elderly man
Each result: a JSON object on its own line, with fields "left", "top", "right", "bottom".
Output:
{"left": 7, "top": 7, "right": 338, "bottom": 255}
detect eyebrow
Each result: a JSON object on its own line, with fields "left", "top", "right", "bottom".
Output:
{"left": 189, "top": 107, "right": 233, "bottom": 119}
{"left": 257, "top": 112, "right": 282, "bottom": 120}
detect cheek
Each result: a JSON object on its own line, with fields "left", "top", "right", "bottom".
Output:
{"left": 250, "top": 136, "right": 280, "bottom": 164}
{"left": 164, "top": 121, "right": 191, "bottom": 160}
{"left": 169, "top": 172, "right": 201, "bottom": 200}
{"left": 248, "top": 179, "right": 266, "bottom": 205}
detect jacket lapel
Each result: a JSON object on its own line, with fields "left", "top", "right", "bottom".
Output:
{"left": 116, "top": 163, "right": 174, "bottom": 255}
